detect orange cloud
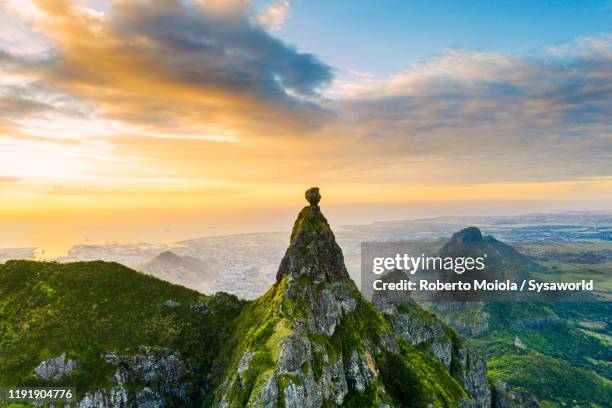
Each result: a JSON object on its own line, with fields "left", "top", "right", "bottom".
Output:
{"left": 25, "top": 0, "right": 332, "bottom": 139}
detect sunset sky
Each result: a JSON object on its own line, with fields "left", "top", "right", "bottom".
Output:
{"left": 1, "top": 0, "right": 611, "bottom": 255}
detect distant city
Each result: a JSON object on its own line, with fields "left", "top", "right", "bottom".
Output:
{"left": 2, "top": 211, "right": 610, "bottom": 299}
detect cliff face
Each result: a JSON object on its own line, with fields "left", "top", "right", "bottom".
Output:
{"left": 372, "top": 269, "right": 492, "bottom": 408}
{"left": 215, "top": 190, "right": 521, "bottom": 407}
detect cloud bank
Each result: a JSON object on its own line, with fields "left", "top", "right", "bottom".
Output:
{"left": 0, "top": 0, "right": 610, "bottom": 193}
{"left": 2, "top": 0, "right": 333, "bottom": 139}
{"left": 325, "top": 37, "right": 612, "bottom": 183}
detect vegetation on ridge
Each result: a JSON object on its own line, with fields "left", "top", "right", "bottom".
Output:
{"left": 0, "top": 260, "right": 245, "bottom": 401}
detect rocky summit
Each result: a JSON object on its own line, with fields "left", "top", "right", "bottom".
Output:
{"left": 276, "top": 187, "right": 348, "bottom": 284}
{"left": 440, "top": 226, "right": 491, "bottom": 255}
{"left": 438, "top": 226, "right": 545, "bottom": 281}
{"left": 216, "top": 189, "right": 539, "bottom": 407}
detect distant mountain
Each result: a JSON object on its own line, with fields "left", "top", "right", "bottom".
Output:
{"left": 140, "top": 251, "right": 218, "bottom": 291}
{"left": 440, "top": 226, "right": 546, "bottom": 280}
{"left": 0, "top": 246, "right": 38, "bottom": 263}
{"left": 415, "top": 226, "right": 552, "bottom": 302}
{"left": 0, "top": 189, "right": 541, "bottom": 407}
{"left": 425, "top": 228, "right": 612, "bottom": 407}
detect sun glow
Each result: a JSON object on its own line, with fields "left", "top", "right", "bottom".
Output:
{"left": 0, "top": 0, "right": 610, "bottom": 254}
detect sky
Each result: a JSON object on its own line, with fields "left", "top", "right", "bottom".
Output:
{"left": 0, "top": 0, "right": 611, "bottom": 255}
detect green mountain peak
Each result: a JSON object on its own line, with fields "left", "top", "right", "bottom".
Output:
{"left": 277, "top": 188, "right": 349, "bottom": 284}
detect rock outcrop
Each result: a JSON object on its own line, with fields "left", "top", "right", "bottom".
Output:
{"left": 491, "top": 381, "right": 543, "bottom": 408}
{"left": 440, "top": 226, "right": 487, "bottom": 254}
{"left": 35, "top": 353, "right": 79, "bottom": 381}
{"left": 511, "top": 314, "right": 560, "bottom": 330}
{"left": 77, "top": 347, "right": 188, "bottom": 408}
{"left": 275, "top": 193, "right": 349, "bottom": 284}
{"left": 305, "top": 187, "right": 321, "bottom": 206}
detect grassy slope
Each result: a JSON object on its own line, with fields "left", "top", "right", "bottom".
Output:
{"left": 469, "top": 303, "right": 612, "bottom": 407}
{"left": 484, "top": 303, "right": 611, "bottom": 375}
{"left": 485, "top": 347, "right": 611, "bottom": 408}
{"left": 0, "top": 260, "right": 245, "bottom": 400}
{"left": 427, "top": 238, "right": 612, "bottom": 407}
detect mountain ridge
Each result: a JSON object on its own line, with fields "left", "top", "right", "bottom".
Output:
{"left": 0, "top": 189, "right": 542, "bottom": 407}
